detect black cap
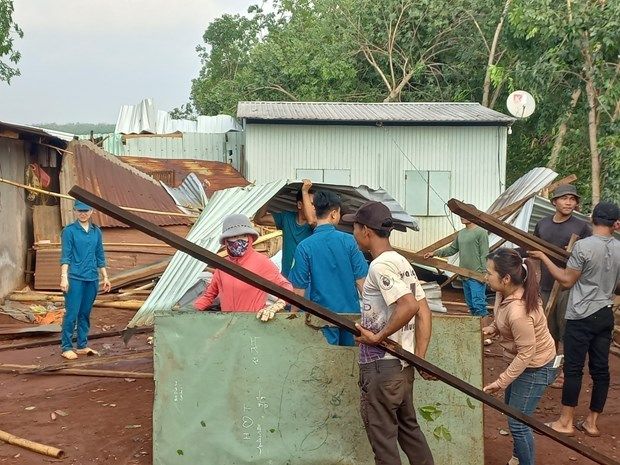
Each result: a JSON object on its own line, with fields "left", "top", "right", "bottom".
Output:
{"left": 341, "top": 201, "right": 394, "bottom": 232}
{"left": 592, "top": 201, "right": 620, "bottom": 225}
{"left": 552, "top": 184, "right": 580, "bottom": 200}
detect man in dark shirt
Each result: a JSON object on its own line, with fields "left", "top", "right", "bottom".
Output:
{"left": 533, "top": 184, "right": 590, "bottom": 387}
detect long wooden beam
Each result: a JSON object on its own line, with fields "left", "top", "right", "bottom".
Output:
{"left": 69, "top": 185, "right": 618, "bottom": 465}
{"left": 448, "top": 199, "right": 570, "bottom": 263}
{"left": 418, "top": 174, "right": 577, "bottom": 255}
{"left": 394, "top": 248, "right": 486, "bottom": 281}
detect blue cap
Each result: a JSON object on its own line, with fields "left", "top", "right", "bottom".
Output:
{"left": 74, "top": 200, "right": 92, "bottom": 211}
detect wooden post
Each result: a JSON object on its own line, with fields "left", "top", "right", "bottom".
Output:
{"left": 68, "top": 185, "right": 619, "bottom": 465}
{"left": 544, "top": 234, "right": 579, "bottom": 317}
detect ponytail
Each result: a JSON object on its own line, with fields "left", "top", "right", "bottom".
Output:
{"left": 487, "top": 248, "right": 540, "bottom": 314}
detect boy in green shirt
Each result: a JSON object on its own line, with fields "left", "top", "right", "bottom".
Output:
{"left": 425, "top": 218, "right": 489, "bottom": 317}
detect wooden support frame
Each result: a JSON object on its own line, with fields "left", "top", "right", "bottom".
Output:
{"left": 447, "top": 199, "right": 570, "bottom": 263}
{"left": 68, "top": 185, "right": 618, "bottom": 465}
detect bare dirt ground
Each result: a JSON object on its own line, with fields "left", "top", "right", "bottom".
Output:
{"left": 0, "top": 301, "right": 617, "bottom": 465}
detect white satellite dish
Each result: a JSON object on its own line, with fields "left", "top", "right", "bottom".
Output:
{"left": 506, "top": 90, "right": 536, "bottom": 118}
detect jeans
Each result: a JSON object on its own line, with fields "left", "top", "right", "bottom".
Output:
{"left": 322, "top": 326, "right": 356, "bottom": 346}
{"left": 359, "top": 359, "right": 434, "bottom": 465}
{"left": 462, "top": 278, "right": 489, "bottom": 317}
{"left": 505, "top": 361, "right": 556, "bottom": 465}
{"left": 61, "top": 278, "right": 98, "bottom": 351}
{"left": 562, "top": 305, "right": 614, "bottom": 412}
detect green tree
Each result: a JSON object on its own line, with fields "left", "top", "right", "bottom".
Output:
{"left": 0, "top": 0, "right": 22, "bottom": 83}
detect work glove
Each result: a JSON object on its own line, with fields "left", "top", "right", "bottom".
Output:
{"left": 257, "top": 300, "right": 286, "bottom": 322}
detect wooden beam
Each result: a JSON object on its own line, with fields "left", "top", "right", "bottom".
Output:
{"left": 544, "top": 174, "right": 577, "bottom": 195}
{"left": 69, "top": 185, "right": 618, "bottom": 465}
{"left": 394, "top": 248, "right": 486, "bottom": 282}
{"left": 544, "top": 234, "right": 579, "bottom": 317}
{"left": 0, "top": 327, "right": 152, "bottom": 352}
{"left": 0, "top": 364, "right": 153, "bottom": 379}
{"left": 447, "top": 199, "right": 570, "bottom": 263}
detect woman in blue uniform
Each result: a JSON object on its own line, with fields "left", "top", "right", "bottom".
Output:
{"left": 59, "top": 200, "right": 111, "bottom": 359}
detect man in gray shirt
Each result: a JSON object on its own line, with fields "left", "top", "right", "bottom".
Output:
{"left": 529, "top": 201, "right": 619, "bottom": 437}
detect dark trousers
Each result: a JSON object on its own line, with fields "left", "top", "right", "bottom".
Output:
{"left": 562, "top": 306, "right": 614, "bottom": 412}
{"left": 359, "top": 359, "right": 434, "bottom": 465}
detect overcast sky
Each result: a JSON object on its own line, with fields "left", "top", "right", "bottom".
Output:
{"left": 0, "top": 0, "right": 249, "bottom": 124}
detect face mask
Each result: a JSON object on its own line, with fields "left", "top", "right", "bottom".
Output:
{"left": 226, "top": 239, "right": 249, "bottom": 257}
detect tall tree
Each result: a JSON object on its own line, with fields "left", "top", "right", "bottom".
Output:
{"left": 0, "top": 0, "right": 22, "bottom": 83}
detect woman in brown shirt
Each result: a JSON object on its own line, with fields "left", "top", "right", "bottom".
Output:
{"left": 482, "top": 248, "right": 556, "bottom": 465}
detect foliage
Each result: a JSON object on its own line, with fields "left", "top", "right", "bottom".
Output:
{"left": 0, "top": 0, "right": 22, "bottom": 83}
{"left": 187, "top": 0, "right": 620, "bottom": 208}
{"left": 36, "top": 122, "right": 116, "bottom": 135}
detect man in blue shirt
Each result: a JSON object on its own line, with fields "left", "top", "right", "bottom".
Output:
{"left": 289, "top": 190, "right": 368, "bottom": 346}
{"left": 254, "top": 180, "right": 316, "bottom": 278}
{"left": 59, "top": 200, "right": 111, "bottom": 360}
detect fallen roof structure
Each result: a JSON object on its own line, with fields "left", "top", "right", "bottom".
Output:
{"left": 127, "top": 181, "right": 417, "bottom": 327}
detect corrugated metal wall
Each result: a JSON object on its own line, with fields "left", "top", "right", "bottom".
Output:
{"left": 0, "top": 139, "right": 31, "bottom": 298}
{"left": 244, "top": 124, "right": 507, "bottom": 250}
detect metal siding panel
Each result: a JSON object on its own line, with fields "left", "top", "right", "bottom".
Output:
{"left": 246, "top": 124, "right": 505, "bottom": 250}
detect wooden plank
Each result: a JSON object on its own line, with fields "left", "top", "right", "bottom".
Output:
{"left": 447, "top": 199, "right": 570, "bottom": 263}
{"left": 33, "top": 205, "right": 62, "bottom": 244}
{"left": 544, "top": 234, "right": 579, "bottom": 317}
{"left": 0, "top": 364, "right": 153, "bottom": 379}
{"left": 394, "top": 248, "right": 486, "bottom": 282}
{"left": 0, "top": 327, "right": 152, "bottom": 352}
{"left": 69, "top": 185, "right": 618, "bottom": 465}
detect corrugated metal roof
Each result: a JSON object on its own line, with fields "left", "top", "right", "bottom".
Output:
{"left": 161, "top": 173, "right": 208, "bottom": 214}
{"left": 115, "top": 98, "right": 242, "bottom": 134}
{"left": 118, "top": 156, "right": 249, "bottom": 192}
{"left": 61, "top": 141, "right": 193, "bottom": 228}
{"left": 265, "top": 182, "right": 419, "bottom": 231}
{"left": 0, "top": 120, "right": 75, "bottom": 142}
{"left": 128, "top": 179, "right": 288, "bottom": 327}
{"left": 237, "top": 101, "right": 515, "bottom": 125}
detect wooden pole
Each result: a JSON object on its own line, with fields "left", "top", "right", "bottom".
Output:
{"left": 69, "top": 184, "right": 619, "bottom": 465}
{"left": 544, "top": 234, "right": 579, "bottom": 317}
{"left": 0, "top": 364, "right": 153, "bottom": 379}
{"left": 395, "top": 248, "right": 487, "bottom": 281}
{"left": 0, "top": 327, "right": 152, "bottom": 352}
{"left": 447, "top": 199, "right": 570, "bottom": 263}
{"left": 0, "top": 177, "right": 197, "bottom": 217}
{"left": 0, "top": 429, "right": 64, "bottom": 458}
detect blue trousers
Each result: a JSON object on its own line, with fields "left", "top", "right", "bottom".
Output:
{"left": 322, "top": 327, "right": 356, "bottom": 346}
{"left": 462, "top": 278, "right": 489, "bottom": 317}
{"left": 505, "top": 361, "right": 556, "bottom": 465}
{"left": 61, "top": 278, "right": 98, "bottom": 351}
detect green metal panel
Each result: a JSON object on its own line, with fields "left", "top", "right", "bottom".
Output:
{"left": 154, "top": 313, "right": 483, "bottom": 465}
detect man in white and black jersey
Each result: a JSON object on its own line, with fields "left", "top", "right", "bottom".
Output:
{"left": 342, "top": 201, "right": 434, "bottom": 465}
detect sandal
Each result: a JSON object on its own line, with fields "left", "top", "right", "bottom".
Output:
{"left": 575, "top": 420, "right": 601, "bottom": 437}
{"left": 75, "top": 347, "right": 99, "bottom": 356}
{"left": 61, "top": 350, "right": 78, "bottom": 360}
{"left": 544, "top": 421, "right": 575, "bottom": 437}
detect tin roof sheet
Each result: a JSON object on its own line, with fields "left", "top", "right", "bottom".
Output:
{"left": 115, "top": 98, "right": 241, "bottom": 134}
{"left": 0, "top": 120, "right": 75, "bottom": 142}
{"left": 118, "top": 156, "right": 249, "bottom": 192}
{"left": 64, "top": 141, "right": 193, "bottom": 228}
{"left": 161, "top": 173, "right": 209, "bottom": 214}
{"left": 237, "top": 101, "right": 515, "bottom": 125}
{"left": 128, "top": 179, "right": 289, "bottom": 327}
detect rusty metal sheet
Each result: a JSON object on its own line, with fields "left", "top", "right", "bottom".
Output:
{"left": 119, "top": 156, "right": 249, "bottom": 192}
{"left": 59, "top": 141, "right": 193, "bottom": 228}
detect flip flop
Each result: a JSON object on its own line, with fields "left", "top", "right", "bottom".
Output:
{"left": 575, "top": 420, "right": 601, "bottom": 437}
{"left": 544, "top": 421, "right": 575, "bottom": 437}
{"left": 61, "top": 350, "right": 78, "bottom": 360}
{"left": 75, "top": 347, "right": 99, "bottom": 356}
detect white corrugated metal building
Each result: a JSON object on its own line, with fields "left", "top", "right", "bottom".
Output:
{"left": 237, "top": 101, "right": 515, "bottom": 250}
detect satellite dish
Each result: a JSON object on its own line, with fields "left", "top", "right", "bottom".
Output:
{"left": 506, "top": 91, "right": 536, "bottom": 118}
